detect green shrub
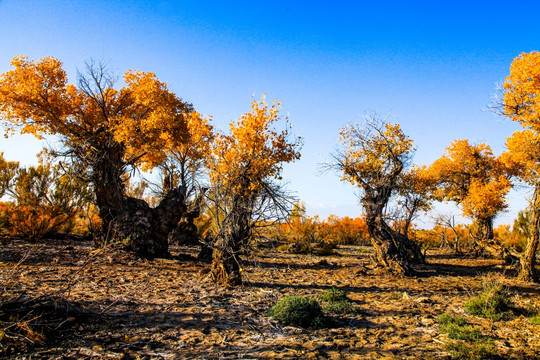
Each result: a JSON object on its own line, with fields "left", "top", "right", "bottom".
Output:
{"left": 446, "top": 339, "right": 495, "bottom": 360}
{"left": 319, "top": 288, "right": 360, "bottom": 315}
{"left": 437, "top": 313, "right": 468, "bottom": 327}
{"left": 267, "top": 296, "right": 327, "bottom": 328}
{"left": 437, "top": 313, "right": 481, "bottom": 342}
{"left": 530, "top": 314, "right": 540, "bottom": 325}
{"left": 465, "top": 282, "right": 512, "bottom": 321}
{"left": 323, "top": 300, "right": 360, "bottom": 315}
{"left": 320, "top": 288, "right": 348, "bottom": 303}
{"left": 441, "top": 323, "right": 482, "bottom": 342}
{"left": 357, "top": 247, "right": 372, "bottom": 254}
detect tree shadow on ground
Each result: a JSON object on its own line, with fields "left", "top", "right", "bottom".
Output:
{"left": 243, "top": 258, "right": 347, "bottom": 270}
{"left": 415, "top": 261, "right": 511, "bottom": 278}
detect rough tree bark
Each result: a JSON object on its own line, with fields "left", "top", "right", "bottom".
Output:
{"left": 519, "top": 185, "right": 540, "bottom": 282}
{"left": 168, "top": 188, "right": 207, "bottom": 247}
{"left": 363, "top": 186, "right": 424, "bottom": 276}
{"left": 473, "top": 216, "right": 518, "bottom": 264}
{"left": 210, "top": 234, "right": 242, "bottom": 286}
{"left": 210, "top": 198, "right": 252, "bottom": 286}
{"left": 90, "top": 142, "right": 189, "bottom": 259}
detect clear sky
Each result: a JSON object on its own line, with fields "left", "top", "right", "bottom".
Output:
{"left": 1, "top": 0, "right": 539, "bottom": 226}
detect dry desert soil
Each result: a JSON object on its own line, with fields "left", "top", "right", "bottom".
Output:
{"left": 0, "top": 239, "right": 539, "bottom": 359}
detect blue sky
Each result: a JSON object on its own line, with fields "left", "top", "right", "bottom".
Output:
{"left": 1, "top": 0, "right": 539, "bottom": 226}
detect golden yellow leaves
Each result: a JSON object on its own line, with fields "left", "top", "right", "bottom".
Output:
{"left": 0, "top": 55, "right": 200, "bottom": 172}
{"left": 501, "top": 53, "right": 540, "bottom": 185}
{"left": 428, "top": 139, "right": 511, "bottom": 221}
{"left": 208, "top": 97, "right": 302, "bottom": 196}
{"left": 501, "top": 51, "right": 540, "bottom": 182}
{"left": 461, "top": 176, "right": 511, "bottom": 219}
{"left": 0, "top": 55, "right": 75, "bottom": 138}
{"left": 338, "top": 120, "right": 415, "bottom": 188}
{"left": 503, "top": 51, "right": 540, "bottom": 131}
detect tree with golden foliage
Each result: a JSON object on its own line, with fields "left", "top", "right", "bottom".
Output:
{"left": 498, "top": 51, "right": 540, "bottom": 282}
{"left": 500, "top": 130, "right": 540, "bottom": 280}
{"left": 0, "top": 56, "right": 200, "bottom": 258}
{"left": 428, "top": 139, "right": 513, "bottom": 260}
{"left": 207, "top": 98, "right": 301, "bottom": 285}
{"left": 329, "top": 115, "right": 424, "bottom": 276}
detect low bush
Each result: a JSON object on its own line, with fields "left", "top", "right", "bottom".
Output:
{"left": 320, "top": 288, "right": 348, "bottom": 303}
{"left": 465, "top": 281, "right": 513, "bottom": 321}
{"left": 267, "top": 296, "right": 327, "bottom": 328}
{"left": 437, "top": 312, "right": 495, "bottom": 359}
{"left": 437, "top": 313, "right": 481, "bottom": 341}
{"left": 446, "top": 340, "right": 495, "bottom": 360}
{"left": 312, "top": 241, "right": 337, "bottom": 256}
{"left": 319, "top": 288, "right": 360, "bottom": 315}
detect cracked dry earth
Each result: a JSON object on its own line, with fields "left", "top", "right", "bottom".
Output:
{"left": 0, "top": 239, "right": 539, "bottom": 359}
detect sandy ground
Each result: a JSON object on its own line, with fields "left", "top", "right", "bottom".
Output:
{"left": 0, "top": 239, "right": 539, "bottom": 359}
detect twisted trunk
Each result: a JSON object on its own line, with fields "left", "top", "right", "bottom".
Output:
{"left": 91, "top": 142, "right": 189, "bottom": 259}
{"left": 363, "top": 187, "right": 424, "bottom": 276}
{"left": 210, "top": 197, "right": 252, "bottom": 286}
{"left": 473, "top": 216, "right": 517, "bottom": 264}
{"left": 519, "top": 185, "right": 540, "bottom": 282}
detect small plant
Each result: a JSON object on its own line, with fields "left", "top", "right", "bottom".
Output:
{"left": 320, "top": 288, "right": 348, "bottom": 303}
{"left": 437, "top": 313, "right": 468, "bottom": 327}
{"left": 530, "top": 313, "right": 540, "bottom": 325}
{"left": 465, "top": 280, "right": 513, "bottom": 321}
{"left": 388, "top": 291, "right": 403, "bottom": 300}
{"left": 437, "top": 313, "right": 481, "bottom": 341}
{"left": 284, "top": 241, "right": 313, "bottom": 254}
{"left": 319, "top": 288, "right": 360, "bottom": 315}
{"left": 267, "top": 296, "right": 327, "bottom": 328}
{"left": 437, "top": 313, "right": 495, "bottom": 359}
{"left": 323, "top": 300, "right": 360, "bottom": 315}
{"left": 446, "top": 340, "right": 495, "bottom": 360}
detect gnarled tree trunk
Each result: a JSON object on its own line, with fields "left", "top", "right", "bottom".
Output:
{"left": 99, "top": 186, "right": 189, "bottom": 259}
{"left": 519, "top": 186, "right": 540, "bottom": 282}
{"left": 473, "top": 216, "right": 518, "bottom": 264}
{"left": 210, "top": 200, "right": 251, "bottom": 286}
{"left": 210, "top": 234, "right": 242, "bottom": 286}
{"left": 90, "top": 143, "right": 190, "bottom": 259}
{"left": 363, "top": 188, "right": 424, "bottom": 276}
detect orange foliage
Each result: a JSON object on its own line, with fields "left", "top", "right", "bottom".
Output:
{"left": 338, "top": 122, "right": 415, "bottom": 188}
{"left": 503, "top": 51, "right": 540, "bottom": 132}
{"left": 0, "top": 202, "right": 68, "bottom": 240}
{"left": 429, "top": 139, "right": 511, "bottom": 222}
{"left": 320, "top": 215, "right": 369, "bottom": 245}
{"left": 0, "top": 55, "right": 195, "bottom": 172}
{"left": 277, "top": 204, "right": 370, "bottom": 246}
{"left": 208, "top": 97, "right": 301, "bottom": 196}
{"left": 494, "top": 224, "right": 527, "bottom": 253}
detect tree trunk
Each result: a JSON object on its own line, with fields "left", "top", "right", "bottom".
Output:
{"left": 210, "top": 235, "right": 242, "bottom": 286}
{"left": 91, "top": 143, "right": 127, "bottom": 246}
{"left": 473, "top": 216, "right": 518, "bottom": 264}
{"left": 210, "top": 202, "right": 251, "bottom": 286}
{"left": 366, "top": 213, "right": 425, "bottom": 276}
{"left": 90, "top": 142, "right": 190, "bottom": 258}
{"left": 168, "top": 188, "right": 207, "bottom": 246}
{"left": 115, "top": 186, "right": 188, "bottom": 259}
{"left": 519, "top": 185, "right": 540, "bottom": 282}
